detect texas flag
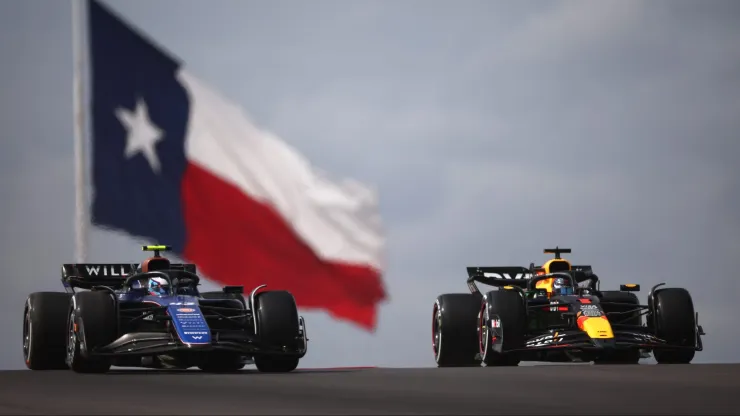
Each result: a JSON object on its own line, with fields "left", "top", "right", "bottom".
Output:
{"left": 87, "top": 0, "right": 387, "bottom": 330}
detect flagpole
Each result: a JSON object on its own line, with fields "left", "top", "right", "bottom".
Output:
{"left": 72, "top": 0, "right": 88, "bottom": 263}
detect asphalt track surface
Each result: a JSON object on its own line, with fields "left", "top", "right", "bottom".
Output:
{"left": 0, "top": 364, "right": 738, "bottom": 415}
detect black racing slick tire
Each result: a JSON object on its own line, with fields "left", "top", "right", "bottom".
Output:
{"left": 652, "top": 288, "right": 696, "bottom": 364}
{"left": 432, "top": 294, "right": 481, "bottom": 367}
{"left": 23, "top": 292, "right": 72, "bottom": 370}
{"left": 66, "top": 291, "right": 117, "bottom": 373}
{"left": 253, "top": 291, "right": 301, "bottom": 373}
{"left": 479, "top": 290, "right": 525, "bottom": 367}
{"left": 594, "top": 291, "right": 641, "bottom": 365}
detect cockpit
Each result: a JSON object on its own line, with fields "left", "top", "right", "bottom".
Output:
{"left": 550, "top": 276, "right": 575, "bottom": 296}
{"left": 120, "top": 246, "right": 202, "bottom": 297}
{"left": 126, "top": 270, "right": 200, "bottom": 297}
{"left": 531, "top": 247, "right": 577, "bottom": 298}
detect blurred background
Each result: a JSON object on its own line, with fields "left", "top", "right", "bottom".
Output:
{"left": 1, "top": 0, "right": 738, "bottom": 369}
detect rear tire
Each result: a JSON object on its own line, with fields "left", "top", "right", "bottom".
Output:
{"left": 23, "top": 292, "right": 72, "bottom": 370}
{"left": 479, "top": 290, "right": 525, "bottom": 367}
{"left": 432, "top": 294, "right": 481, "bottom": 367}
{"left": 652, "top": 288, "right": 696, "bottom": 364}
{"left": 594, "top": 291, "right": 641, "bottom": 365}
{"left": 66, "top": 291, "right": 117, "bottom": 373}
{"left": 252, "top": 291, "right": 301, "bottom": 373}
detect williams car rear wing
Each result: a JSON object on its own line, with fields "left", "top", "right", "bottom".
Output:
{"left": 61, "top": 262, "right": 197, "bottom": 291}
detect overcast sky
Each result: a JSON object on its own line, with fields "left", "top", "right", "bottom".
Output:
{"left": 0, "top": 0, "right": 738, "bottom": 369}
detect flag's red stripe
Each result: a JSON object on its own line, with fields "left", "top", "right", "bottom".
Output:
{"left": 180, "top": 162, "right": 387, "bottom": 330}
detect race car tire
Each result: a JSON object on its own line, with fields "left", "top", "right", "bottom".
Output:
{"left": 594, "top": 291, "right": 641, "bottom": 365}
{"left": 432, "top": 293, "right": 481, "bottom": 367}
{"left": 23, "top": 292, "right": 72, "bottom": 370}
{"left": 198, "top": 353, "right": 245, "bottom": 373}
{"left": 66, "top": 291, "right": 117, "bottom": 373}
{"left": 651, "top": 288, "right": 696, "bottom": 364}
{"left": 253, "top": 291, "right": 301, "bottom": 373}
{"left": 479, "top": 290, "right": 525, "bottom": 367}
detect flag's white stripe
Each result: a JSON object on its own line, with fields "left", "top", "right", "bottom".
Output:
{"left": 177, "top": 69, "right": 384, "bottom": 270}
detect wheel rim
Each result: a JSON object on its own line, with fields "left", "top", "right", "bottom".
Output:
{"left": 478, "top": 303, "right": 488, "bottom": 355}
{"left": 432, "top": 303, "right": 441, "bottom": 358}
{"left": 66, "top": 312, "right": 76, "bottom": 366}
{"left": 22, "top": 308, "right": 31, "bottom": 364}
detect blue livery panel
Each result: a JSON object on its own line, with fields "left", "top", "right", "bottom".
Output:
{"left": 167, "top": 304, "right": 211, "bottom": 345}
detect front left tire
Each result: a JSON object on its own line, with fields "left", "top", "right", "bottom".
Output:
{"left": 478, "top": 290, "right": 525, "bottom": 367}
{"left": 66, "top": 291, "right": 117, "bottom": 373}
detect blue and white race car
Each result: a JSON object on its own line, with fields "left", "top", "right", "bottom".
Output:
{"left": 23, "top": 245, "right": 308, "bottom": 373}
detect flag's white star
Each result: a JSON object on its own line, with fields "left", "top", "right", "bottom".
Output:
{"left": 115, "top": 98, "right": 164, "bottom": 173}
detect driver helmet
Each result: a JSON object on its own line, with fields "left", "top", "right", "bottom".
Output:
{"left": 552, "top": 277, "right": 573, "bottom": 296}
{"left": 148, "top": 277, "right": 169, "bottom": 296}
